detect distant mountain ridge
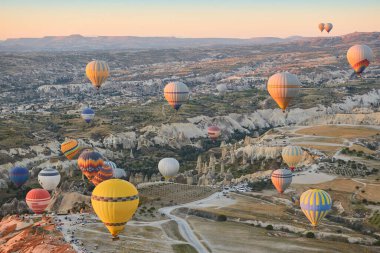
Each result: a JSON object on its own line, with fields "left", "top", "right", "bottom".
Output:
{"left": 0, "top": 32, "right": 378, "bottom": 51}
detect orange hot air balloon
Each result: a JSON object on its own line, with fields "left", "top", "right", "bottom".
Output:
{"left": 318, "top": 23, "right": 325, "bottom": 32}
{"left": 208, "top": 126, "right": 221, "bottom": 141}
{"left": 164, "top": 81, "right": 189, "bottom": 111}
{"left": 25, "top": 189, "right": 51, "bottom": 214}
{"left": 347, "top": 45, "right": 374, "bottom": 76}
{"left": 324, "top": 23, "right": 333, "bottom": 33}
{"left": 271, "top": 169, "right": 292, "bottom": 193}
{"left": 267, "top": 72, "right": 301, "bottom": 112}
{"left": 86, "top": 60, "right": 110, "bottom": 90}
{"left": 77, "top": 151, "right": 104, "bottom": 181}
{"left": 92, "top": 165, "right": 114, "bottom": 186}
{"left": 61, "top": 139, "right": 82, "bottom": 160}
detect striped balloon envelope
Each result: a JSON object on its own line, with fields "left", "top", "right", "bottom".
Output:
{"left": 38, "top": 168, "right": 61, "bottom": 191}
{"left": 86, "top": 60, "right": 110, "bottom": 90}
{"left": 92, "top": 165, "right": 114, "bottom": 186}
{"left": 105, "top": 161, "right": 117, "bottom": 170}
{"left": 282, "top": 145, "right": 304, "bottom": 171}
{"left": 208, "top": 126, "right": 221, "bottom": 141}
{"left": 9, "top": 166, "right": 29, "bottom": 187}
{"left": 267, "top": 72, "right": 301, "bottom": 112}
{"left": 78, "top": 151, "right": 104, "bottom": 181}
{"left": 347, "top": 45, "right": 374, "bottom": 76}
{"left": 81, "top": 107, "right": 95, "bottom": 124}
{"left": 300, "top": 189, "right": 332, "bottom": 227}
{"left": 164, "top": 81, "right": 189, "bottom": 111}
{"left": 91, "top": 179, "right": 139, "bottom": 239}
{"left": 271, "top": 169, "right": 292, "bottom": 193}
{"left": 61, "top": 139, "right": 82, "bottom": 160}
{"left": 25, "top": 189, "right": 51, "bottom": 214}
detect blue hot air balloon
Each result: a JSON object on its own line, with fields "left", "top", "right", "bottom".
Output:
{"left": 81, "top": 107, "right": 95, "bottom": 124}
{"left": 9, "top": 166, "right": 29, "bottom": 187}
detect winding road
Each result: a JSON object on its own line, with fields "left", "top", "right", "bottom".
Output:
{"left": 158, "top": 193, "right": 221, "bottom": 253}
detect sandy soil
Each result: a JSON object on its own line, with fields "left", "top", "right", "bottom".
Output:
{"left": 187, "top": 216, "right": 378, "bottom": 253}
{"left": 292, "top": 165, "right": 336, "bottom": 184}
{"left": 295, "top": 125, "right": 380, "bottom": 138}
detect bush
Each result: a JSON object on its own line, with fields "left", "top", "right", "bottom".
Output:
{"left": 216, "top": 215, "right": 227, "bottom": 222}
{"left": 305, "top": 232, "right": 315, "bottom": 238}
{"left": 265, "top": 225, "right": 274, "bottom": 230}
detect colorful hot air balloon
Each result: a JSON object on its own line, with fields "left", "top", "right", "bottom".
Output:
{"left": 78, "top": 151, "right": 104, "bottom": 181}
{"left": 104, "top": 161, "right": 117, "bottom": 170}
{"left": 61, "top": 139, "right": 82, "bottom": 160}
{"left": 38, "top": 168, "right": 61, "bottom": 191}
{"left": 324, "top": 23, "right": 333, "bottom": 33}
{"left": 86, "top": 60, "right": 110, "bottom": 90}
{"left": 92, "top": 165, "right": 114, "bottom": 186}
{"left": 347, "top": 45, "right": 374, "bottom": 76}
{"left": 267, "top": 72, "right": 301, "bottom": 112}
{"left": 164, "top": 81, "right": 189, "bottom": 111}
{"left": 318, "top": 23, "right": 325, "bottom": 32}
{"left": 208, "top": 126, "right": 221, "bottom": 141}
{"left": 91, "top": 179, "right": 139, "bottom": 239}
{"left": 9, "top": 166, "right": 29, "bottom": 187}
{"left": 300, "top": 189, "right": 332, "bottom": 227}
{"left": 158, "top": 158, "right": 179, "bottom": 180}
{"left": 81, "top": 107, "right": 95, "bottom": 124}
{"left": 271, "top": 169, "right": 292, "bottom": 193}
{"left": 25, "top": 189, "right": 51, "bottom": 214}
{"left": 282, "top": 145, "right": 304, "bottom": 172}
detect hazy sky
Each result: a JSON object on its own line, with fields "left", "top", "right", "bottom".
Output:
{"left": 1, "top": 0, "right": 379, "bottom": 40}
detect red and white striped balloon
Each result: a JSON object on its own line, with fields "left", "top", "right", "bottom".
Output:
{"left": 25, "top": 189, "right": 51, "bottom": 214}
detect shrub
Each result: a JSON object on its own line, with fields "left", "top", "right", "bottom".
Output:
{"left": 265, "top": 225, "right": 274, "bottom": 230}
{"left": 305, "top": 232, "right": 315, "bottom": 238}
{"left": 216, "top": 215, "right": 227, "bottom": 222}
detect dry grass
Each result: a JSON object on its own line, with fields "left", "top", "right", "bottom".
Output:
{"left": 296, "top": 125, "right": 380, "bottom": 139}
{"left": 358, "top": 184, "right": 380, "bottom": 202}
{"left": 349, "top": 144, "right": 377, "bottom": 155}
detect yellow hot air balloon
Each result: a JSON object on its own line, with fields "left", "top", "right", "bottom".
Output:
{"left": 86, "top": 60, "right": 110, "bottom": 90}
{"left": 267, "top": 72, "right": 301, "bottom": 112}
{"left": 300, "top": 189, "right": 332, "bottom": 226}
{"left": 318, "top": 23, "right": 325, "bottom": 32}
{"left": 91, "top": 179, "right": 139, "bottom": 240}
{"left": 282, "top": 145, "right": 304, "bottom": 171}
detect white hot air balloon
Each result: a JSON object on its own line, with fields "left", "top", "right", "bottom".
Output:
{"left": 105, "top": 161, "right": 117, "bottom": 170}
{"left": 38, "top": 168, "right": 61, "bottom": 191}
{"left": 158, "top": 158, "right": 179, "bottom": 180}
{"left": 347, "top": 45, "right": 374, "bottom": 76}
{"left": 113, "top": 168, "right": 127, "bottom": 179}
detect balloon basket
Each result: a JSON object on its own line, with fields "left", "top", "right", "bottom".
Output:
{"left": 112, "top": 236, "right": 120, "bottom": 241}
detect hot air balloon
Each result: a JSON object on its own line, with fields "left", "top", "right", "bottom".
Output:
{"left": 208, "top": 125, "right": 221, "bottom": 141}
{"left": 318, "top": 23, "right": 325, "bottom": 32}
{"left": 347, "top": 45, "right": 374, "bottom": 76}
{"left": 282, "top": 145, "right": 303, "bottom": 171}
{"left": 92, "top": 165, "right": 114, "bottom": 186}
{"left": 324, "top": 23, "right": 333, "bottom": 33}
{"left": 271, "top": 169, "right": 292, "bottom": 193}
{"left": 113, "top": 168, "right": 127, "bottom": 179}
{"left": 78, "top": 151, "right": 104, "bottom": 181}
{"left": 9, "top": 166, "right": 29, "bottom": 187}
{"left": 61, "top": 139, "right": 82, "bottom": 160}
{"left": 91, "top": 179, "right": 139, "bottom": 240}
{"left": 267, "top": 72, "right": 301, "bottom": 112}
{"left": 25, "top": 189, "right": 51, "bottom": 214}
{"left": 164, "top": 81, "right": 189, "bottom": 111}
{"left": 158, "top": 158, "right": 179, "bottom": 180}
{"left": 81, "top": 107, "right": 95, "bottom": 124}
{"left": 38, "top": 168, "right": 61, "bottom": 191}
{"left": 105, "top": 161, "right": 117, "bottom": 170}
{"left": 86, "top": 60, "right": 110, "bottom": 90}
{"left": 300, "top": 189, "right": 332, "bottom": 227}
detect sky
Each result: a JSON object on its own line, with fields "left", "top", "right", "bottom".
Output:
{"left": 0, "top": 0, "right": 379, "bottom": 40}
